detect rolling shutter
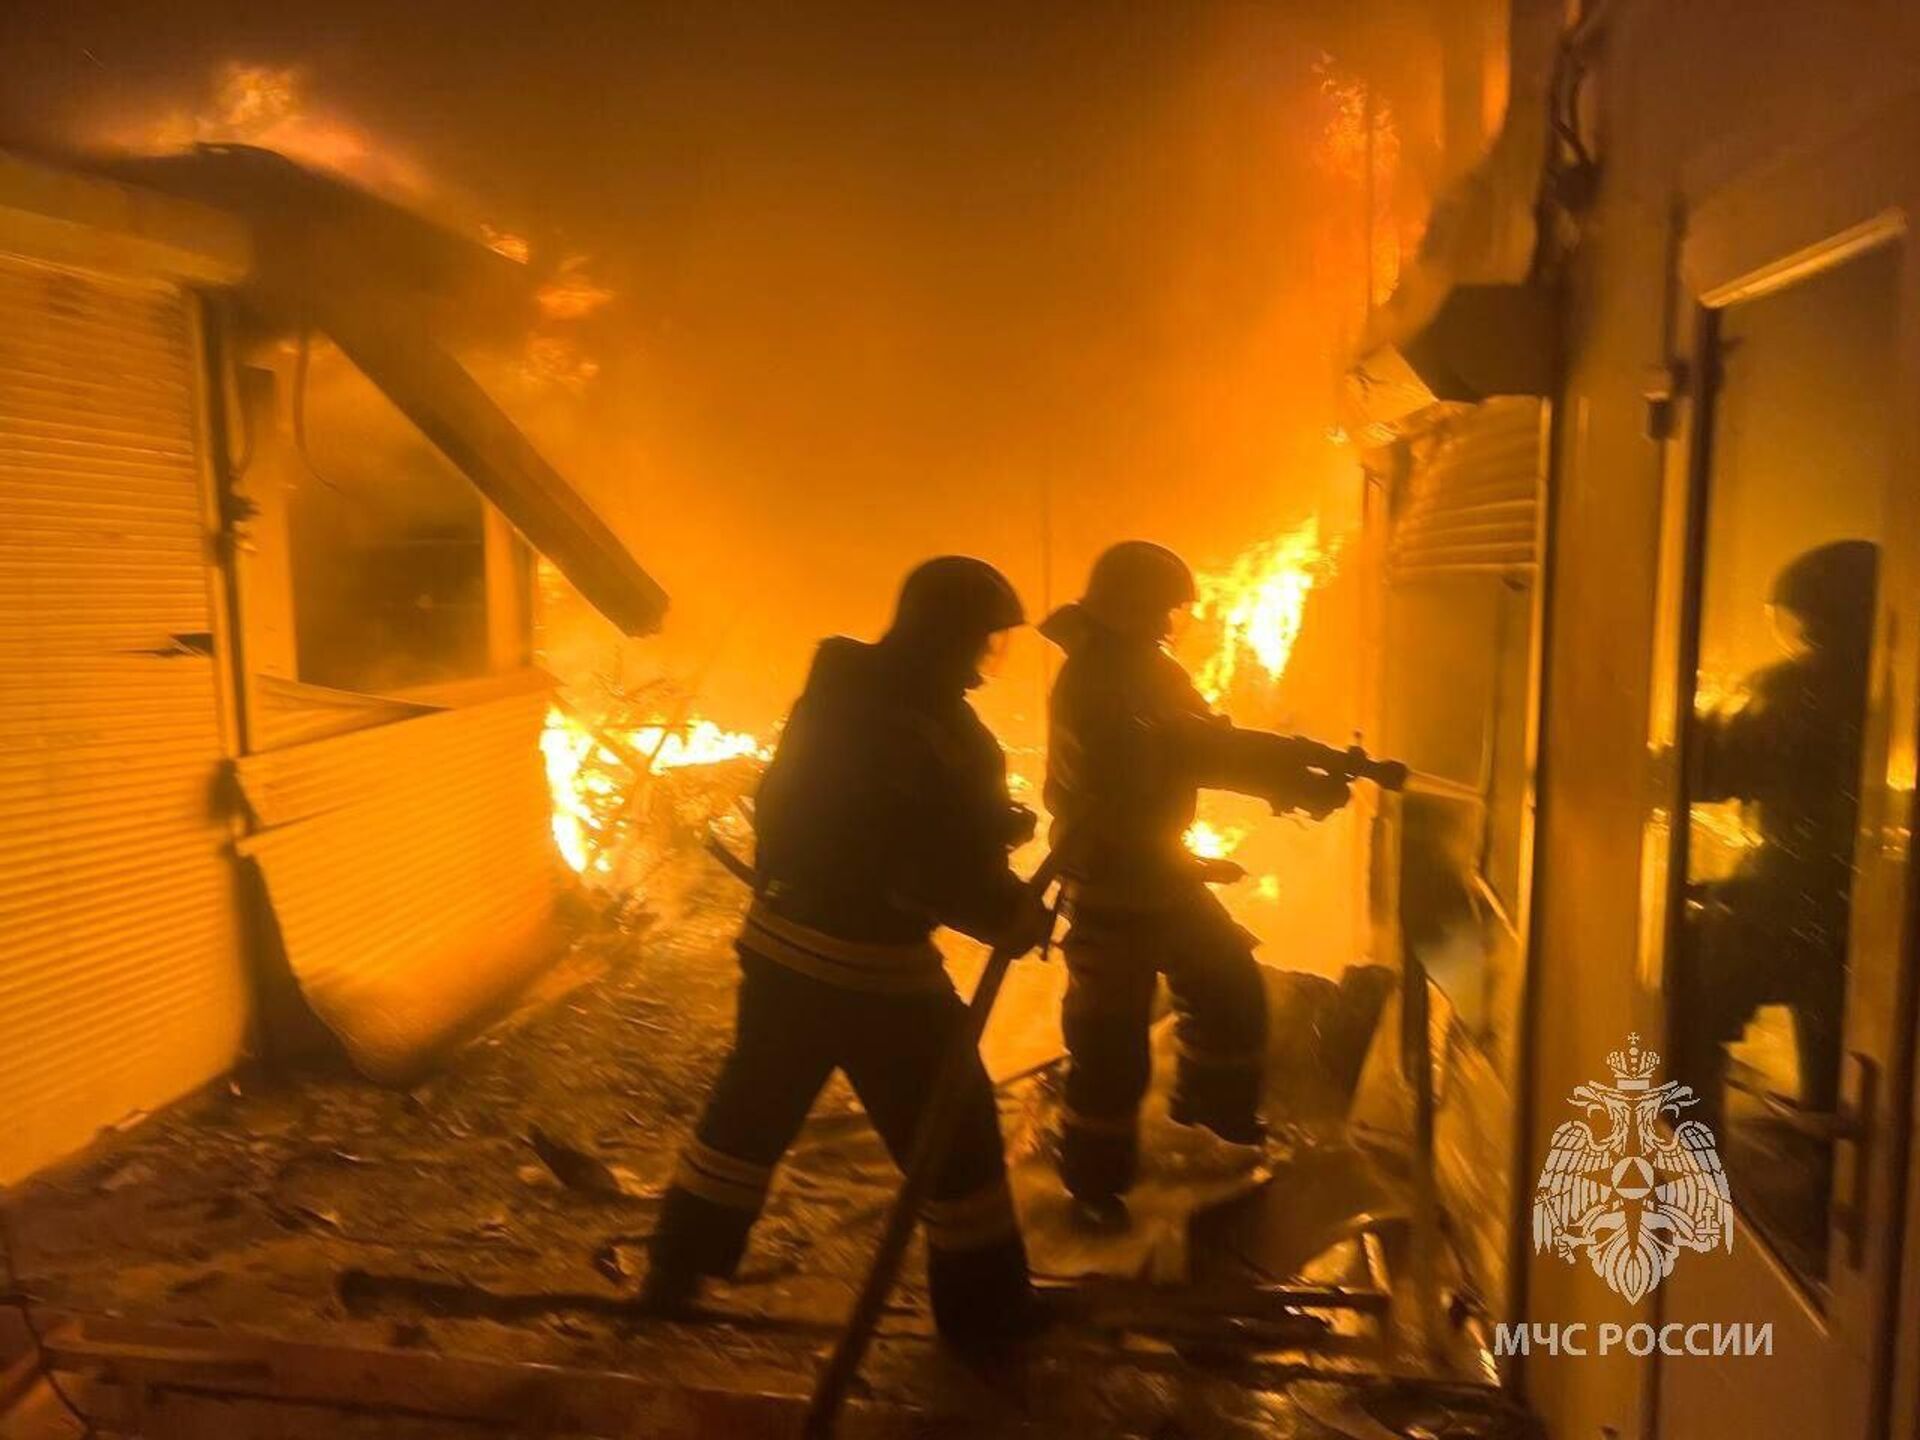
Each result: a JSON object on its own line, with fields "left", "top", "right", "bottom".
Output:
{"left": 0, "top": 254, "right": 247, "bottom": 1183}
{"left": 1387, "top": 396, "right": 1545, "bottom": 584}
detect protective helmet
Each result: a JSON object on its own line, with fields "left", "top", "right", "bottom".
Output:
{"left": 1771, "top": 540, "right": 1878, "bottom": 655}
{"left": 885, "top": 556, "right": 1025, "bottom": 688}
{"left": 1081, "top": 540, "right": 1196, "bottom": 640}
{"left": 892, "top": 556, "right": 1024, "bottom": 637}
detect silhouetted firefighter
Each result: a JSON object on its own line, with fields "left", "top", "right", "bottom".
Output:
{"left": 645, "top": 557, "right": 1051, "bottom": 1346}
{"left": 1681, "top": 538, "right": 1880, "bottom": 1124}
{"left": 1041, "top": 541, "right": 1386, "bottom": 1227}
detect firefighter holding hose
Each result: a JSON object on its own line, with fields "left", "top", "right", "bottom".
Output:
{"left": 1041, "top": 540, "right": 1399, "bottom": 1228}
{"left": 644, "top": 557, "right": 1052, "bottom": 1347}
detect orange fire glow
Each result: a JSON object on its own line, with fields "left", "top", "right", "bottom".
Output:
{"left": 124, "top": 61, "right": 430, "bottom": 200}
{"left": 1181, "top": 818, "right": 1245, "bottom": 860}
{"left": 482, "top": 225, "right": 533, "bottom": 264}
{"left": 1312, "top": 53, "right": 1405, "bottom": 303}
{"left": 1189, "top": 515, "right": 1336, "bottom": 705}
{"left": 536, "top": 257, "right": 617, "bottom": 321}
{"left": 116, "top": 62, "right": 612, "bottom": 397}
{"left": 1688, "top": 672, "right": 1765, "bottom": 860}
{"left": 521, "top": 258, "right": 615, "bottom": 392}
{"left": 541, "top": 706, "right": 767, "bottom": 876}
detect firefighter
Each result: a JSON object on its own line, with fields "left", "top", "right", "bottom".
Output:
{"left": 643, "top": 557, "right": 1052, "bottom": 1347}
{"left": 1040, "top": 540, "right": 1352, "bottom": 1226}
{"left": 1680, "top": 538, "right": 1879, "bottom": 1126}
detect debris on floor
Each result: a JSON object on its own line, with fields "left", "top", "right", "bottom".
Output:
{"left": 4, "top": 853, "right": 1493, "bottom": 1436}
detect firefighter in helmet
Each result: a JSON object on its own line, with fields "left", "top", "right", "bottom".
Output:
{"left": 1681, "top": 538, "right": 1880, "bottom": 1125}
{"left": 645, "top": 557, "right": 1051, "bottom": 1346}
{"left": 1041, "top": 540, "right": 1353, "bottom": 1226}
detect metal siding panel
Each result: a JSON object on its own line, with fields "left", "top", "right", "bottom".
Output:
{"left": 0, "top": 254, "right": 247, "bottom": 1185}
{"left": 250, "top": 675, "right": 434, "bottom": 753}
{"left": 236, "top": 691, "right": 562, "bottom": 1082}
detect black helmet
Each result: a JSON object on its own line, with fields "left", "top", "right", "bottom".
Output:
{"left": 892, "top": 555, "right": 1024, "bottom": 636}
{"left": 1082, "top": 540, "right": 1195, "bottom": 640}
{"left": 884, "top": 556, "right": 1024, "bottom": 688}
{"left": 1771, "top": 540, "right": 1878, "bottom": 653}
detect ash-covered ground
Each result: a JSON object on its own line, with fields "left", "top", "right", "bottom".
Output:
{"left": 14, "top": 863, "right": 898, "bottom": 1373}
{"left": 5, "top": 858, "right": 1527, "bottom": 1437}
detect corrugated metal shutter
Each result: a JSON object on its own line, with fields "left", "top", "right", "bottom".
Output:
{"left": 1387, "top": 396, "right": 1545, "bottom": 583}
{"left": 235, "top": 689, "right": 560, "bottom": 1082}
{"left": 0, "top": 254, "right": 247, "bottom": 1184}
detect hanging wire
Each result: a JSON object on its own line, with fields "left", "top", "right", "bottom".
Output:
{"left": 215, "top": 298, "right": 256, "bottom": 484}
{"left": 0, "top": 1197, "right": 94, "bottom": 1436}
{"left": 289, "top": 324, "right": 343, "bottom": 493}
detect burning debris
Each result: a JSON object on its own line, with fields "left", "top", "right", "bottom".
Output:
{"left": 539, "top": 692, "right": 769, "bottom": 890}
{"left": 534, "top": 512, "right": 1344, "bottom": 899}
{"left": 0, "top": 7, "right": 1516, "bottom": 1434}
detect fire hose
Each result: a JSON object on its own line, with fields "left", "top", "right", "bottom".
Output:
{"left": 799, "top": 837, "right": 1074, "bottom": 1440}
{"left": 703, "top": 738, "right": 1404, "bottom": 1436}
{"left": 703, "top": 821, "right": 1074, "bottom": 1437}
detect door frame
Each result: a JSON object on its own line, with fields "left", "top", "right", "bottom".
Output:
{"left": 1644, "top": 94, "right": 1920, "bottom": 1440}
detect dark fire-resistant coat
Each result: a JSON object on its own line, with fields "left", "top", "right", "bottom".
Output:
{"left": 753, "top": 635, "right": 1028, "bottom": 946}
{"left": 1040, "top": 600, "right": 1340, "bottom": 903}
{"left": 1038, "top": 601, "right": 1346, "bottom": 1200}
{"left": 651, "top": 633, "right": 1032, "bottom": 1340}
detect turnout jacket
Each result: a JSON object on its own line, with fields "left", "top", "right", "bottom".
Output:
{"left": 1040, "top": 601, "right": 1337, "bottom": 902}
{"left": 747, "top": 636, "right": 1028, "bottom": 986}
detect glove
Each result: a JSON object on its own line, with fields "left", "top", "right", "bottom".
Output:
{"left": 1197, "top": 857, "right": 1247, "bottom": 885}
{"left": 994, "top": 888, "right": 1057, "bottom": 958}
{"left": 1000, "top": 803, "right": 1039, "bottom": 850}
{"left": 1273, "top": 770, "right": 1351, "bottom": 820}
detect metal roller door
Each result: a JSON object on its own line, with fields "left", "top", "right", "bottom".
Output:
{"left": 1387, "top": 396, "right": 1544, "bottom": 585}
{"left": 0, "top": 254, "right": 247, "bottom": 1183}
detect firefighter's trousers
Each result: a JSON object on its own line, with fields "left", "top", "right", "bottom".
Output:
{"left": 1058, "top": 884, "right": 1267, "bottom": 1202}
{"left": 651, "top": 944, "right": 1030, "bottom": 1342}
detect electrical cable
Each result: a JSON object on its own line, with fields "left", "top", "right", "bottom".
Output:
{"left": 0, "top": 1196, "right": 94, "bottom": 1436}
{"left": 215, "top": 298, "right": 255, "bottom": 484}
{"left": 290, "top": 324, "right": 343, "bottom": 493}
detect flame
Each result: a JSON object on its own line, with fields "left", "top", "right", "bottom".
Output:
{"left": 1189, "top": 516, "right": 1336, "bottom": 704}
{"left": 1692, "top": 670, "right": 1752, "bottom": 718}
{"left": 1686, "top": 671, "right": 1764, "bottom": 855}
{"left": 117, "top": 62, "right": 615, "bottom": 397}
{"left": 636, "top": 718, "right": 768, "bottom": 770}
{"left": 483, "top": 225, "right": 532, "bottom": 264}
{"left": 537, "top": 257, "right": 617, "bottom": 320}
{"left": 1313, "top": 56, "right": 1399, "bottom": 182}
{"left": 518, "top": 257, "right": 615, "bottom": 391}
{"left": 540, "top": 706, "right": 767, "bottom": 876}
{"left": 1182, "top": 818, "right": 1245, "bottom": 860}
{"left": 522, "top": 334, "right": 602, "bottom": 392}
{"left": 1311, "top": 53, "right": 1407, "bottom": 309}
{"left": 540, "top": 713, "right": 617, "bottom": 875}
{"left": 213, "top": 63, "right": 299, "bottom": 132}
{"left": 123, "top": 61, "right": 429, "bottom": 200}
